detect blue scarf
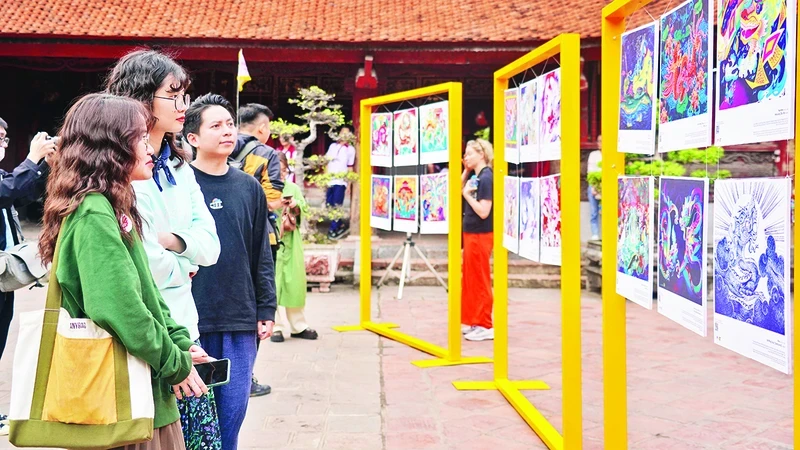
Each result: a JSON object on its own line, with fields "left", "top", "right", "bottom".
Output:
{"left": 153, "top": 142, "right": 177, "bottom": 192}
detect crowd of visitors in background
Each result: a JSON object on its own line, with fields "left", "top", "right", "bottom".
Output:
{"left": 0, "top": 48, "right": 498, "bottom": 448}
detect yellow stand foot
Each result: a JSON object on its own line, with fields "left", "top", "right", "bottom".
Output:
{"left": 411, "top": 356, "right": 493, "bottom": 368}
{"left": 453, "top": 379, "right": 550, "bottom": 391}
{"left": 332, "top": 323, "right": 400, "bottom": 332}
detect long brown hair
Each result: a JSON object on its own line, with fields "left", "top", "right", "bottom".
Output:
{"left": 105, "top": 49, "right": 191, "bottom": 166}
{"left": 39, "top": 93, "right": 150, "bottom": 264}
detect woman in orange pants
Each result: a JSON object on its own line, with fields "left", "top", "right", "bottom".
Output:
{"left": 461, "top": 139, "right": 494, "bottom": 341}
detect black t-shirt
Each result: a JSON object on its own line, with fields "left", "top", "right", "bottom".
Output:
{"left": 463, "top": 166, "right": 493, "bottom": 233}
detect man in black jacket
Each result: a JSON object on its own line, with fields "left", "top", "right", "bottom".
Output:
{"left": 0, "top": 118, "right": 53, "bottom": 433}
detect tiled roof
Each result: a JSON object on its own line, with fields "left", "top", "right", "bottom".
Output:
{"left": 2, "top": 0, "right": 609, "bottom": 43}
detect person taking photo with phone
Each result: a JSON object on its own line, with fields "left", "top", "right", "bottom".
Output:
{"left": 184, "top": 94, "right": 276, "bottom": 450}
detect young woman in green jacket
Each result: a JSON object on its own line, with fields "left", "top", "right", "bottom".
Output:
{"left": 38, "top": 93, "right": 208, "bottom": 449}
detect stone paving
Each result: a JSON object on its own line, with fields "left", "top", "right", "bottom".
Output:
{"left": 0, "top": 284, "right": 792, "bottom": 449}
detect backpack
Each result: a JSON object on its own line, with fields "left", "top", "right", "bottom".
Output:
{"left": 229, "top": 140, "right": 268, "bottom": 182}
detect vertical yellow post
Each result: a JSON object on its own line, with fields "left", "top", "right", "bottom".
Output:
{"left": 601, "top": 3, "right": 630, "bottom": 448}
{"left": 492, "top": 75, "right": 510, "bottom": 380}
{"left": 794, "top": 5, "right": 800, "bottom": 444}
{"left": 559, "top": 33, "right": 583, "bottom": 450}
{"left": 447, "top": 83, "right": 464, "bottom": 361}
{"left": 359, "top": 101, "right": 373, "bottom": 325}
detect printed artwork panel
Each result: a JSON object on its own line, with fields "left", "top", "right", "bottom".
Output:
{"left": 715, "top": 0, "right": 797, "bottom": 145}
{"left": 616, "top": 176, "right": 655, "bottom": 309}
{"left": 540, "top": 174, "right": 562, "bottom": 266}
{"left": 370, "top": 112, "right": 393, "bottom": 167}
{"left": 393, "top": 108, "right": 419, "bottom": 167}
{"left": 419, "top": 101, "right": 449, "bottom": 164}
{"left": 518, "top": 177, "right": 540, "bottom": 262}
{"left": 657, "top": 176, "right": 709, "bottom": 336}
{"left": 504, "top": 88, "right": 520, "bottom": 164}
{"left": 370, "top": 175, "right": 392, "bottom": 230}
{"left": 540, "top": 69, "right": 562, "bottom": 161}
{"left": 618, "top": 22, "right": 659, "bottom": 154}
{"left": 519, "top": 79, "right": 540, "bottom": 162}
{"left": 503, "top": 176, "right": 520, "bottom": 254}
{"left": 393, "top": 175, "right": 419, "bottom": 233}
{"left": 420, "top": 173, "right": 449, "bottom": 234}
{"left": 713, "top": 178, "right": 792, "bottom": 373}
{"left": 658, "top": 0, "right": 714, "bottom": 152}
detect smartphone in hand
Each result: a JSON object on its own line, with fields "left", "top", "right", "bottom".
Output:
{"left": 194, "top": 359, "right": 231, "bottom": 388}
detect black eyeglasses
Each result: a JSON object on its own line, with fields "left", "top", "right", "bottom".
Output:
{"left": 153, "top": 94, "right": 191, "bottom": 111}
{"left": 0, "top": 137, "right": 8, "bottom": 147}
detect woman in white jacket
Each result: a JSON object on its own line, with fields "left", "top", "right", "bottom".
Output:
{"left": 107, "top": 50, "right": 222, "bottom": 450}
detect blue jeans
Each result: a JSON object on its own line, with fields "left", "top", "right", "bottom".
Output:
{"left": 588, "top": 185, "right": 601, "bottom": 238}
{"left": 200, "top": 331, "right": 258, "bottom": 450}
{"left": 326, "top": 184, "right": 346, "bottom": 233}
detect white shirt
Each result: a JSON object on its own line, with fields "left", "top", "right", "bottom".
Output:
{"left": 326, "top": 142, "right": 355, "bottom": 186}
{"left": 587, "top": 150, "right": 602, "bottom": 173}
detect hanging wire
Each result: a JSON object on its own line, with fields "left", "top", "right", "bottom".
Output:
{"left": 380, "top": 104, "right": 392, "bottom": 114}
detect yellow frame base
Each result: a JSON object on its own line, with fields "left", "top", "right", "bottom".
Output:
{"left": 334, "top": 321, "right": 493, "bottom": 367}
{"left": 453, "top": 379, "right": 561, "bottom": 449}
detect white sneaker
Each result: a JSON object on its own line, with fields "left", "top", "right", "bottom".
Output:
{"left": 465, "top": 326, "right": 494, "bottom": 341}
{"left": 0, "top": 422, "right": 9, "bottom": 436}
{"left": 591, "top": 234, "right": 600, "bottom": 241}
{"left": 461, "top": 324, "right": 476, "bottom": 335}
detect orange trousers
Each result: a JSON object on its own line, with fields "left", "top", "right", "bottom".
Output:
{"left": 462, "top": 232, "right": 493, "bottom": 329}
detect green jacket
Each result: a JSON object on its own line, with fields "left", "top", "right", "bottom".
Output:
{"left": 56, "top": 193, "right": 194, "bottom": 429}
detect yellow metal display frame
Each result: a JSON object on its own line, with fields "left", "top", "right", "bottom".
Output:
{"left": 601, "top": 1, "right": 800, "bottom": 447}
{"left": 452, "top": 34, "right": 583, "bottom": 450}
{"left": 334, "top": 82, "right": 492, "bottom": 368}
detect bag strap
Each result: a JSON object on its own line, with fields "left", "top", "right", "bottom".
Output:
{"left": 30, "top": 222, "right": 64, "bottom": 420}
{"left": 232, "top": 140, "right": 259, "bottom": 164}
{"left": 30, "top": 220, "right": 133, "bottom": 422}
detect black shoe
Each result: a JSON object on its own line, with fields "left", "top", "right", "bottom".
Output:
{"left": 331, "top": 225, "right": 350, "bottom": 240}
{"left": 250, "top": 377, "right": 271, "bottom": 397}
{"left": 290, "top": 328, "right": 319, "bottom": 340}
{"left": 270, "top": 331, "right": 284, "bottom": 343}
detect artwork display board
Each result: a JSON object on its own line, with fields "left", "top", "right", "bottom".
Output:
{"left": 658, "top": 0, "right": 713, "bottom": 152}
{"left": 713, "top": 178, "right": 792, "bottom": 373}
{"left": 419, "top": 101, "right": 450, "bottom": 164}
{"left": 370, "top": 112, "right": 393, "bottom": 167}
{"left": 715, "top": 0, "right": 797, "bottom": 146}
{"left": 503, "top": 176, "right": 520, "bottom": 254}
{"left": 419, "top": 173, "right": 449, "bottom": 234}
{"left": 539, "top": 69, "right": 562, "bottom": 161}
{"left": 504, "top": 88, "right": 520, "bottom": 164}
{"left": 393, "top": 175, "right": 419, "bottom": 233}
{"left": 393, "top": 108, "right": 419, "bottom": 167}
{"left": 657, "top": 176, "right": 709, "bottom": 336}
{"left": 518, "top": 177, "right": 540, "bottom": 262}
{"left": 619, "top": 22, "right": 659, "bottom": 154}
{"left": 519, "top": 79, "right": 540, "bottom": 162}
{"left": 616, "top": 176, "right": 655, "bottom": 309}
{"left": 370, "top": 175, "right": 392, "bottom": 230}
{"left": 540, "top": 174, "right": 562, "bottom": 266}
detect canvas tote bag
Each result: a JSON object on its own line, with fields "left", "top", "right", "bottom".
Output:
{"left": 8, "top": 227, "right": 155, "bottom": 448}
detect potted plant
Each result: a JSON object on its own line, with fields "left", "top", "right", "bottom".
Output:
{"left": 271, "top": 86, "right": 358, "bottom": 291}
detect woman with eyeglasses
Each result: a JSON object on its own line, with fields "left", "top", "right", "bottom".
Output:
{"left": 106, "top": 50, "right": 222, "bottom": 450}
{"left": 460, "top": 139, "right": 495, "bottom": 342}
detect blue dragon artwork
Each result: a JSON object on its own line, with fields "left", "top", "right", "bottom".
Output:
{"left": 714, "top": 179, "right": 788, "bottom": 335}
{"left": 658, "top": 178, "right": 706, "bottom": 305}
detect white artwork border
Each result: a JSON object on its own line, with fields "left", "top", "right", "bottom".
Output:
{"left": 518, "top": 177, "right": 540, "bottom": 262}
{"left": 618, "top": 22, "right": 659, "bottom": 155}
{"left": 616, "top": 176, "right": 655, "bottom": 310}
{"left": 714, "top": 0, "right": 797, "bottom": 146}
{"left": 393, "top": 107, "right": 419, "bottom": 167}
{"left": 504, "top": 87, "right": 520, "bottom": 164}
{"left": 539, "top": 69, "right": 562, "bottom": 162}
{"left": 503, "top": 176, "right": 520, "bottom": 254}
{"left": 419, "top": 101, "right": 450, "bottom": 165}
{"left": 369, "top": 175, "right": 392, "bottom": 231}
{"left": 370, "top": 112, "right": 393, "bottom": 168}
{"left": 419, "top": 173, "right": 449, "bottom": 235}
{"left": 656, "top": 176, "right": 708, "bottom": 337}
{"left": 519, "top": 79, "right": 540, "bottom": 162}
{"left": 712, "top": 178, "right": 792, "bottom": 374}
{"left": 657, "top": 0, "right": 714, "bottom": 153}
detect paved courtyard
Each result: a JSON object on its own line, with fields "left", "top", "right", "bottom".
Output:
{"left": 0, "top": 284, "right": 792, "bottom": 449}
